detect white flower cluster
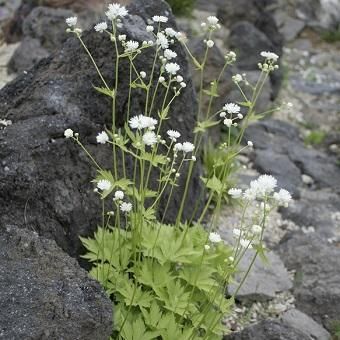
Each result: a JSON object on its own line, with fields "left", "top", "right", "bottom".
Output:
{"left": 258, "top": 51, "right": 280, "bottom": 72}
{"left": 228, "top": 174, "right": 292, "bottom": 207}
{"left": 201, "top": 15, "right": 221, "bottom": 31}
{"left": 105, "top": 3, "right": 128, "bottom": 20}
{"left": 129, "top": 115, "right": 158, "bottom": 130}
{"left": 220, "top": 102, "right": 243, "bottom": 127}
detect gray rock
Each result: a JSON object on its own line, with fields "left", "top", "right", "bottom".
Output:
{"left": 280, "top": 189, "right": 340, "bottom": 238}
{"left": 0, "top": 0, "right": 203, "bottom": 258}
{"left": 0, "top": 225, "right": 112, "bottom": 340}
{"left": 224, "top": 319, "right": 310, "bottom": 340}
{"left": 229, "top": 21, "right": 275, "bottom": 71}
{"left": 281, "top": 309, "right": 331, "bottom": 340}
{"left": 228, "top": 250, "right": 293, "bottom": 301}
{"left": 277, "top": 15, "right": 305, "bottom": 41}
{"left": 7, "top": 37, "right": 49, "bottom": 73}
{"left": 245, "top": 119, "right": 340, "bottom": 195}
{"left": 277, "top": 232, "right": 340, "bottom": 330}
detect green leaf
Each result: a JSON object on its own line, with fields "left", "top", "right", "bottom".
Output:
{"left": 238, "top": 100, "right": 252, "bottom": 107}
{"left": 93, "top": 85, "right": 115, "bottom": 98}
{"left": 116, "top": 280, "right": 154, "bottom": 308}
{"left": 201, "top": 175, "right": 223, "bottom": 194}
{"left": 194, "top": 119, "right": 220, "bottom": 133}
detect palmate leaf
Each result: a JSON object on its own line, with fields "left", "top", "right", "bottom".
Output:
{"left": 120, "top": 315, "right": 162, "bottom": 340}
{"left": 178, "top": 266, "right": 218, "bottom": 293}
{"left": 141, "top": 301, "right": 163, "bottom": 329}
{"left": 201, "top": 175, "right": 223, "bottom": 194}
{"left": 158, "top": 313, "right": 193, "bottom": 340}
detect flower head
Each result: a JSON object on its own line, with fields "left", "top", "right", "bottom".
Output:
{"left": 206, "top": 40, "right": 214, "bottom": 48}
{"left": 273, "top": 189, "right": 292, "bottom": 207}
{"left": 182, "top": 142, "right": 195, "bottom": 153}
{"left": 228, "top": 188, "right": 242, "bottom": 198}
{"left": 97, "top": 179, "right": 112, "bottom": 191}
{"left": 94, "top": 22, "right": 108, "bottom": 33}
{"left": 156, "top": 32, "right": 169, "bottom": 49}
{"left": 146, "top": 25, "right": 154, "bottom": 32}
{"left": 142, "top": 131, "right": 158, "bottom": 146}
{"left": 167, "top": 130, "right": 181, "bottom": 141}
{"left": 174, "top": 143, "right": 183, "bottom": 152}
{"left": 165, "top": 63, "right": 180, "bottom": 75}
{"left": 207, "top": 16, "right": 219, "bottom": 25}
{"left": 120, "top": 202, "right": 132, "bottom": 213}
{"left": 114, "top": 190, "right": 124, "bottom": 200}
{"left": 164, "top": 49, "right": 177, "bottom": 60}
{"left": 165, "top": 27, "right": 177, "bottom": 37}
{"left": 224, "top": 103, "right": 241, "bottom": 114}
{"left": 209, "top": 232, "right": 222, "bottom": 243}
{"left": 125, "top": 40, "right": 139, "bottom": 53}
{"left": 223, "top": 119, "right": 233, "bottom": 127}
{"left": 260, "top": 51, "right": 279, "bottom": 61}
{"left": 129, "top": 115, "right": 157, "bottom": 130}
{"left": 64, "top": 129, "right": 74, "bottom": 138}
{"left": 106, "top": 3, "right": 128, "bottom": 20}
{"left": 240, "top": 238, "right": 252, "bottom": 248}
{"left": 256, "top": 175, "right": 277, "bottom": 194}
{"left": 96, "top": 131, "right": 109, "bottom": 144}
{"left": 152, "top": 15, "right": 168, "bottom": 23}
{"left": 66, "top": 16, "right": 77, "bottom": 27}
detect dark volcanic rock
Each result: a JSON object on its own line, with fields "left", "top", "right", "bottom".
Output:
{"left": 0, "top": 0, "right": 202, "bottom": 258}
{"left": 0, "top": 225, "right": 112, "bottom": 339}
{"left": 224, "top": 319, "right": 310, "bottom": 340}
{"left": 277, "top": 232, "right": 340, "bottom": 330}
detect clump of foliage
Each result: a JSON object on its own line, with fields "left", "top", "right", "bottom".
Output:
{"left": 64, "top": 4, "right": 292, "bottom": 339}
{"left": 321, "top": 26, "right": 340, "bottom": 43}
{"left": 304, "top": 130, "right": 326, "bottom": 146}
{"left": 166, "top": 0, "right": 196, "bottom": 16}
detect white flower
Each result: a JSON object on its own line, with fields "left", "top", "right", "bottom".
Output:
{"left": 129, "top": 115, "right": 157, "bottom": 130}
{"left": 106, "top": 3, "right": 128, "bottom": 20}
{"left": 159, "top": 76, "right": 165, "bottom": 83}
{"left": 125, "top": 40, "right": 139, "bottom": 53}
{"left": 118, "top": 34, "right": 126, "bottom": 41}
{"left": 232, "top": 74, "right": 243, "bottom": 83}
{"left": 247, "top": 141, "right": 253, "bottom": 147}
{"left": 256, "top": 174, "right": 277, "bottom": 195}
{"left": 238, "top": 113, "right": 244, "bottom": 119}
{"left": 174, "top": 143, "right": 183, "bottom": 152}
{"left": 240, "top": 238, "right": 252, "bottom": 248}
{"left": 252, "top": 224, "right": 262, "bottom": 234}
{"left": 224, "top": 103, "right": 241, "bottom": 114}
{"left": 97, "top": 179, "right": 112, "bottom": 191}
{"left": 207, "top": 16, "right": 219, "bottom": 25}
{"left": 273, "top": 189, "right": 292, "bottom": 207}
{"left": 220, "top": 112, "right": 226, "bottom": 118}
{"left": 140, "top": 71, "right": 146, "bottom": 78}
{"left": 120, "top": 202, "right": 132, "bottom": 213}
{"left": 182, "top": 142, "right": 195, "bottom": 153}
{"left": 206, "top": 40, "right": 214, "bottom": 48}
{"left": 260, "top": 51, "right": 279, "bottom": 61}
{"left": 228, "top": 188, "right": 242, "bottom": 198}
{"left": 209, "top": 232, "right": 222, "bottom": 243}
{"left": 64, "top": 129, "right": 74, "bottom": 138}
{"left": 192, "top": 156, "right": 196, "bottom": 161}
{"left": 223, "top": 119, "right": 232, "bottom": 127}
{"left": 146, "top": 25, "right": 154, "bottom": 32}
{"left": 94, "top": 22, "right": 108, "bottom": 33}
{"left": 96, "top": 131, "right": 109, "bottom": 144}
{"left": 233, "top": 228, "right": 241, "bottom": 237}
{"left": 165, "top": 62, "right": 180, "bottom": 75}
{"left": 66, "top": 16, "right": 77, "bottom": 27}
{"left": 243, "top": 188, "right": 257, "bottom": 201}
{"left": 114, "top": 190, "right": 124, "bottom": 200}
{"left": 167, "top": 130, "right": 181, "bottom": 141}
{"left": 165, "top": 27, "right": 177, "bottom": 37}
{"left": 156, "top": 32, "right": 169, "bottom": 49}
{"left": 164, "top": 49, "right": 177, "bottom": 60}
{"left": 152, "top": 15, "right": 168, "bottom": 23}
{"left": 176, "top": 75, "right": 183, "bottom": 82}
{"left": 204, "top": 244, "right": 210, "bottom": 250}
{"left": 180, "top": 82, "right": 186, "bottom": 88}
{"left": 142, "top": 131, "right": 158, "bottom": 146}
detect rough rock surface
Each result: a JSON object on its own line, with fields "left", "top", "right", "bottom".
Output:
{"left": 0, "top": 0, "right": 203, "bottom": 258}
{"left": 223, "top": 319, "right": 310, "bottom": 340}
{"left": 0, "top": 225, "right": 112, "bottom": 340}
{"left": 281, "top": 309, "right": 331, "bottom": 340}
{"left": 228, "top": 250, "right": 293, "bottom": 302}
{"left": 277, "top": 232, "right": 340, "bottom": 330}
{"left": 245, "top": 119, "right": 340, "bottom": 197}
